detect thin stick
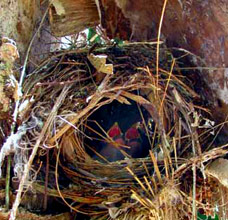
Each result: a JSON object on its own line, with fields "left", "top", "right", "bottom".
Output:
{"left": 159, "top": 58, "right": 175, "bottom": 113}
{"left": 9, "top": 86, "right": 69, "bottom": 220}
{"left": 126, "top": 167, "right": 151, "bottom": 198}
{"left": 5, "top": 155, "right": 11, "bottom": 210}
{"left": 4, "top": 5, "right": 50, "bottom": 211}
{"left": 149, "top": 150, "right": 163, "bottom": 185}
{"left": 192, "top": 163, "right": 197, "bottom": 220}
{"left": 12, "top": 3, "right": 50, "bottom": 124}
{"left": 43, "top": 149, "right": 49, "bottom": 211}
{"left": 156, "top": 0, "right": 168, "bottom": 94}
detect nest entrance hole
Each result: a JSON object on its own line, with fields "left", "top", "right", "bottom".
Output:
{"left": 84, "top": 99, "right": 152, "bottom": 162}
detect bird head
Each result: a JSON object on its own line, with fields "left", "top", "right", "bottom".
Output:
{"left": 107, "top": 122, "right": 122, "bottom": 139}
{"left": 125, "top": 122, "right": 141, "bottom": 142}
{"left": 125, "top": 122, "right": 142, "bottom": 157}
{"left": 99, "top": 122, "right": 125, "bottom": 162}
{"left": 106, "top": 122, "right": 125, "bottom": 148}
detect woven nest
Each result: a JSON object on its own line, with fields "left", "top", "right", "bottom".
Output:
{"left": 16, "top": 42, "right": 222, "bottom": 219}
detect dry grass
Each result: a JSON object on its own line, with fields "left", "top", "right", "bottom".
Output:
{"left": 5, "top": 41, "right": 228, "bottom": 219}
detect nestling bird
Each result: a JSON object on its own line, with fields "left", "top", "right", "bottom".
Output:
{"left": 97, "top": 122, "right": 125, "bottom": 162}
{"left": 94, "top": 122, "right": 144, "bottom": 162}
{"left": 124, "top": 122, "right": 142, "bottom": 158}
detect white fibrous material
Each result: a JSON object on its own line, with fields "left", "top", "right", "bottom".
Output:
{"left": 0, "top": 116, "right": 43, "bottom": 180}
{"left": 13, "top": 116, "right": 43, "bottom": 183}
{"left": 0, "top": 124, "right": 27, "bottom": 177}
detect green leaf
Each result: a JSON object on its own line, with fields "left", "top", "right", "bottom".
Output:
{"left": 197, "top": 212, "right": 219, "bottom": 220}
{"left": 113, "top": 38, "right": 124, "bottom": 45}
{"left": 87, "top": 28, "right": 101, "bottom": 44}
{"left": 87, "top": 28, "right": 97, "bottom": 41}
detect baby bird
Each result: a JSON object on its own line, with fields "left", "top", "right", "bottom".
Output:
{"left": 98, "top": 122, "right": 125, "bottom": 162}
{"left": 125, "top": 122, "right": 142, "bottom": 158}
{"left": 95, "top": 122, "right": 143, "bottom": 162}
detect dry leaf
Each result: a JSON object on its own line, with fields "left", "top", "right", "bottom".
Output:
{"left": 88, "top": 53, "right": 113, "bottom": 74}
{"left": 52, "top": 0, "right": 66, "bottom": 16}
{"left": 172, "top": 88, "right": 183, "bottom": 104}
{"left": 206, "top": 158, "right": 228, "bottom": 188}
{"left": 13, "top": 79, "right": 20, "bottom": 101}
{"left": 0, "top": 37, "right": 19, "bottom": 65}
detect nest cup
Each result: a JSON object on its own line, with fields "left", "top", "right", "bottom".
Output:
{"left": 18, "top": 43, "right": 214, "bottom": 218}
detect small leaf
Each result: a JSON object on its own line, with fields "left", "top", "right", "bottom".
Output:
{"left": 88, "top": 53, "right": 113, "bottom": 74}
{"left": 87, "top": 28, "right": 97, "bottom": 41}
{"left": 87, "top": 28, "right": 101, "bottom": 44}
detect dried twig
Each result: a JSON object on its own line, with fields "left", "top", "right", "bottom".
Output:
{"left": 9, "top": 86, "right": 69, "bottom": 220}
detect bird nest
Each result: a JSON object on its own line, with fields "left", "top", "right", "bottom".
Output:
{"left": 13, "top": 42, "right": 224, "bottom": 219}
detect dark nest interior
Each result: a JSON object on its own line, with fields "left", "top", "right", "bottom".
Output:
{"left": 2, "top": 42, "right": 228, "bottom": 219}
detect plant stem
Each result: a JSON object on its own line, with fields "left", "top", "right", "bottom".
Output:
{"left": 5, "top": 155, "right": 11, "bottom": 210}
